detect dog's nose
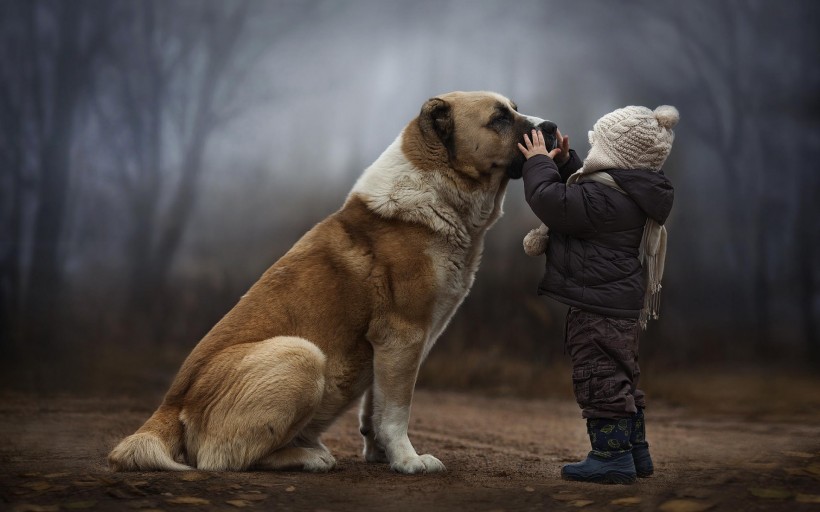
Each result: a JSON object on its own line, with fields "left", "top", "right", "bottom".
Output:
{"left": 538, "top": 120, "right": 557, "bottom": 135}
{"left": 536, "top": 121, "right": 558, "bottom": 151}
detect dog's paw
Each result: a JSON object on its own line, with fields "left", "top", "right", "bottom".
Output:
{"left": 302, "top": 449, "right": 337, "bottom": 473}
{"left": 363, "top": 441, "right": 389, "bottom": 463}
{"left": 390, "top": 453, "right": 446, "bottom": 474}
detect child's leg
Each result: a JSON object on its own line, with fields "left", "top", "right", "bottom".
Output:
{"left": 565, "top": 308, "right": 640, "bottom": 420}
{"left": 562, "top": 308, "right": 638, "bottom": 484}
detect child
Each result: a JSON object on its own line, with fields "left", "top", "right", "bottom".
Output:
{"left": 517, "top": 105, "right": 678, "bottom": 484}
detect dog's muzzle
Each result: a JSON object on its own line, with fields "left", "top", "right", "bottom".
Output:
{"left": 525, "top": 115, "right": 558, "bottom": 151}
{"left": 506, "top": 115, "right": 559, "bottom": 180}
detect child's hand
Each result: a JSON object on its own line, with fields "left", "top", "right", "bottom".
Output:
{"left": 555, "top": 129, "right": 571, "bottom": 165}
{"left": 518, "top": 129, "right": 562, "bottom": 161}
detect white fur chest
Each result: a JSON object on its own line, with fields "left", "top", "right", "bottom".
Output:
{"left": 350, "top": 130, "right": 507, "bottom": 360}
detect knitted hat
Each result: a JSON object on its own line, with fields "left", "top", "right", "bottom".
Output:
{"left": 584, "top": 105, "right": 679, "bottom": 173}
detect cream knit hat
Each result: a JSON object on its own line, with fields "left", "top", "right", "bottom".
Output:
{"left": 584, "top": 105, "right": 679, "bottom": 173}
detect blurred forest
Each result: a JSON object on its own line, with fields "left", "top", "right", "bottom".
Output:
{"left": 1, "top": 0, "right": 818, "bottom": 394}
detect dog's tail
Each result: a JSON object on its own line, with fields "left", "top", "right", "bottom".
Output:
{"left": 109, "top": 404, "right": 192, "bottom": 471}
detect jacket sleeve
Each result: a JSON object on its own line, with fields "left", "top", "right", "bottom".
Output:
{"left": 522, "top": 154, "right": 596, "bottom": 236}
{"left": 557, "top": 149, "right": 583, "bottom": 183}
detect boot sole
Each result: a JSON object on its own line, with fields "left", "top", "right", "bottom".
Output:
{"left": 561, "top": 471, "right": 637, "bottom": 485}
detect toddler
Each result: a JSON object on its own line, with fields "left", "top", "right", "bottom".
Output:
{"left": 517, "top": 105, "right": 678, "bottom": 484}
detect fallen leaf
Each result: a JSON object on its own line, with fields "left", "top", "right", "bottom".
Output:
{"left": 43, "top": 472, "right": 71, "bottom": 479}
{"left": 126, "top": 498, "right": 159, "bottom": 509}
{"left": 796, "top": 494, "right": 820, "bottom": 504}
{"left": 744, "top": 462, "right": 779, "bottom": 470}
{"left": 72, "top": 479, "right": 102, "bottom": 487}
{"left": 236, "top": 493, "right": 269, "bottom": 501}
{"left": 285, "top": 485, "right": 296, "bottom": 492}
{"left": 166, "top": 496, "right": 211, "bottom": 505}
{"left": 21, "top": 481, "right": 52, "bottom": 492}
{"left": 524, "top": 486, "right": 535, "bottom": 492}
{"left": 64, "top": 501, "right": 98, "bottom": 510}
{"left": 783, "top": 451, "right": 815, "bottom": 458}
{"left": 748, "top": 488, "right": 793, "bottom": 499}
{"left": 659, "top": 499, "right": 714, "bottom": 512}
{"left": 783, "top": 467, "right": 807, "bottom": 477}
{"left": 179, "top": 472, "right": 211, "bottom": 482}
{"left": 12, "top": 505, "right": 60, "bottom": 512}
{"left": 611, "top": 496, "right": 642, "bottom": 506}
{"left": 675, "top": 488, "right": 713, "bottom": 499}
{"left": 568, "top": 500, "right": 595, "bottom": 507}
{"left": 107, "top": 488, "right": 137, "bottom": 500}
{"left": 252, "top": 482, "right": 277, "bottom": 488}
{"left": 552, "top": 493, "right": 585, "bottom": 502}
{"left": 225, "top": 500, "right": 252, "bottom": 508}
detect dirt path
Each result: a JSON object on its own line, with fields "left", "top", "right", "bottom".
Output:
{"left": 1, "top": 391, "right": 819, "bottom": 511}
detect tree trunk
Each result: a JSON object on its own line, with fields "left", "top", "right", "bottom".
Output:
{"left": 24, "top": 5, "right": 84, "bottom": 351}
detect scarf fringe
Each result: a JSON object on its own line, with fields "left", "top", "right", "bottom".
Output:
{"left": 638, "top": 219, "right": 667, "bottom": 330}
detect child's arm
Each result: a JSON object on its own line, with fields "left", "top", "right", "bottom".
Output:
{"left": 519, "top": 130, "right": 595, "bottom": 236}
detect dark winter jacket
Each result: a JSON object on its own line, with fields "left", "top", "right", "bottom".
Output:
{"left": 522, "top": 150, "right": 674, "bottom": 318}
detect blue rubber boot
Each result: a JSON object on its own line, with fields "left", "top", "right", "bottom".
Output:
{"left": 631, "top": 407, "right": 654, "bottom": 477}
{"left": 561, "top": 418, "right": 637, "bottom": 484}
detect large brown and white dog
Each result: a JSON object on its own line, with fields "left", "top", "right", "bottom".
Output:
{"left": 109, "top": 91, "right": 556, "bottom": 474}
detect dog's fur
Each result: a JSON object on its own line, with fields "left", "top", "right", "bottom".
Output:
{"left": 109, "top": 91, "right": 549, "bottom": 474}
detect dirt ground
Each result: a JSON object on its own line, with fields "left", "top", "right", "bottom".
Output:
{"left": 1, "top": 390, "right": 819, "bottom": 512}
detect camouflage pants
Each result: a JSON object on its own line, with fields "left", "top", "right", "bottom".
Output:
{"left": 566, "top": 307, "right": 645, "bottom": 419}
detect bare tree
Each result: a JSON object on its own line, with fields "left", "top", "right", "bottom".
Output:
{"left": 0, "top": 0, "right": 113, "bottom": 354}
{"left": 90, "top": 0, "right": 320, "bottom": 342}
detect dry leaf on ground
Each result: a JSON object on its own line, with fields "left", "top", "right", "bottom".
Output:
{"left": 658, "top": 499, "right": 714, "bottom": 512}
{"left": 179, "top": 472, "right": 211, "bottom": 482}
{"left": 611, "top": 496, "right": 642, "bottom": 506}
{"left": 166, "top": 496, "right": 211, "bottom": 505}
{"left": 236, "top": 493, "right": 269, "bottom": 501}
{"left": 748, "top": 488, "right": 793, "bottom": 499}
{"left": 225, "top": 500, "right": 253, "bottom": 508}
{"left": 63, "top": 501, "right": 97, "bottom": 510}
{"left": 12, "top": 505, "right": 60, "bottom": 512}
{"left": 783, "top": 451, "right": 815, "bottom": 458}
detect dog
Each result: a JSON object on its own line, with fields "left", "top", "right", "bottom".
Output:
{"left": 108, "top": 91, "right": 556, "bottom": 474}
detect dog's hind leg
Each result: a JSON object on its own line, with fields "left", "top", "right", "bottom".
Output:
{"left": 255, "top": 441, "right": 336, "bottom": 472}
{"left": 182, "top": 336, "right": 326, "bottom": 471}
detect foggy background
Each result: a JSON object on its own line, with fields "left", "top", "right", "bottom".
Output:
{"left": 1, "top": 0, "right": 818, "bottom": 396}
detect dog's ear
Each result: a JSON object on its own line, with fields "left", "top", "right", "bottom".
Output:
{"left": 419, "top": 97, "right": 454, "bottom": 152}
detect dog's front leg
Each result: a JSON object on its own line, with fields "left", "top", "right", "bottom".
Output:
{"left": 370, "top": 330, "right": 445, "bottom": 474}
{"left": 359, "top": 387, "right": 388, "bottom": 463}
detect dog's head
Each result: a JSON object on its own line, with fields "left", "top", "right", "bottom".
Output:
{"left": 412, "top": 91, "right": 556, "bottom": 180}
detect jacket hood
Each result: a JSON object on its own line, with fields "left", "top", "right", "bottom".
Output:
{"left": 607, "top": 169, "right": 674, "bottom": 225}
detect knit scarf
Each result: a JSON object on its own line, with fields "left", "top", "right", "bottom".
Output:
{"left": 567, "top": 168, "right": 667, "bottom": 330}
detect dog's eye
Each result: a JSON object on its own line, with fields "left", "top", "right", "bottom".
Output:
{"left": 490, "top": 115, "right": 511, "bottom": 129}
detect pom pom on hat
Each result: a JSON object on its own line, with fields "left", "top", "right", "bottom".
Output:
{"left": 654, "top": 105, "right": 679, "bottom": 129}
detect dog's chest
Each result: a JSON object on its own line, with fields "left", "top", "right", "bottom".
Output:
{"left": 421, "top": 239, "right": 483, "bottom": 355}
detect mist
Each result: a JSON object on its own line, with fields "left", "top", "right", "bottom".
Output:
{"left": 1, "top": 0, "right": 819, "bottom": 393}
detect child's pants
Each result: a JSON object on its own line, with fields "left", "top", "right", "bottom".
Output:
{"left": 565, "top": 307, "right": 645, "bottom": 419}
